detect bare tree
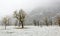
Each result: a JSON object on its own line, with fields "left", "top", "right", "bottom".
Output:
{"left": 13, "top": 9, "right": 26, "bottom": 28}
{"left": 37, "top": 21, "right": 40, "bottom": 26}
{"left": 56, "top": 16, "right": 60, "bottom": 26}
{"left": 33, "top": 20, "right": 40, "bottom": 26}
{"left": 19, "top": 9, "right": 26, "bottom": 28}
{"left": 49, "top": 18, "right": 52, "bottom": 25}
{"left": 13, "top": 10, "right": 19, "bottom": 26}
{"left": 15, "top": 19, "right": 18, "bottom": 26}
{"left": 33, "top": 20, "right": 36, "bottom": 26}
{"left": 44, "top": 17, "right": 48, "bottom": 26}
{"left": 2, "top": 16, "right": 9, "bottom": 30}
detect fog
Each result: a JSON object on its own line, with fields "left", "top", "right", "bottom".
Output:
{"left": 0, "top": 0, "right": 60, "bottom": 19}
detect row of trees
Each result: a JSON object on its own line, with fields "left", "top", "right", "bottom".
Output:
{"left": 33, "top": 17, "right": 60, "bottom": 26}
{"left": 33, "top": 20, "right": 39, "bottom": 26}
{"left": 2, "top": 9, "right": 26, "bottom": 30}
{"left": 1, "top": 9, "right": 60, "bottom": 30}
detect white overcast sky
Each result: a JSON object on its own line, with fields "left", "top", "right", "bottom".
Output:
{"left": 0, "top": 0, "right": 60, "bottom": 19}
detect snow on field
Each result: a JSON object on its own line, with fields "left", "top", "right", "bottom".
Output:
{"left": 0, "top": 26, "right": 60, "bottom": 36}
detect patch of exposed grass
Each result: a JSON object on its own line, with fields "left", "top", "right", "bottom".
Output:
{"left": 6, "top": 31, "right": 14, "bottom": 34}
{"left": 14, "top": 27, "right": 29, "bottom": 29}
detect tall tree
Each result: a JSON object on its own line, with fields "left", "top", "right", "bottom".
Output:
{"left": 13, "top": 10, "right": 19, "bottom": 26}
{"left": 19, "top": 9, "right": 26, "bottom": 28}
{"left": 13, "top": 9, "right": 26, "bottom": 28}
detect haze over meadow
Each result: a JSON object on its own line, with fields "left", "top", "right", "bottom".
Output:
{"left": 0, "top": 0, "right": 60, "bottom": 19}
{"left": 0, "top": 0, "right": 60, "bottom": 36}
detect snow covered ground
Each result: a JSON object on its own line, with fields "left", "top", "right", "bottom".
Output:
{"left": 0, "top": 26, "right": 60, "bottom": 36}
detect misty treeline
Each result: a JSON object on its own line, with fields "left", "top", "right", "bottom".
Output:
{"left": 1, "top": 9, "right": 26, "bottom": 29}
{"left": 1, "top": 9, "right": 60, "bottom": 30}
{"left": 33, "top": 16, "right": 60, "bottom": 26}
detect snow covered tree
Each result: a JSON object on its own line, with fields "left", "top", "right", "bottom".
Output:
{"left": 15, "top": 19, "right": 18, "bottom": 26}
{"left": 33, "top": 20, "right": 36, "bottom": 26}
{"left": 2, "top": 16, "right": 9, "bottom": 30}
{"left": 19, "top": 9, "right": 26, "bottom": 28}
{"left": 13, "top": 9, "right": 26, "bottom": 28}
{"left": 37, "top": 21, "right": 40, "bottom": 26}
{"left": 49, "top": 19, "right": 52, "bottom": 25}
{"left": 33, "top": 20, "right": 39, "bottom": 26}
{"left": 13, "top": 10, "right": 19, "bottom": 26}
{"left": 44, "top": 17, "right": 48, "bottom": 26}
{"left": 56, "top": 16, "right": 60, "bottom": 26}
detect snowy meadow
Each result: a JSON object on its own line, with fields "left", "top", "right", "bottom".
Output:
{"left": 0, "top": 0, "right": 60, "bottom": 36}
{"left": 0, "top": 26, "right": 60, "bottom": 36}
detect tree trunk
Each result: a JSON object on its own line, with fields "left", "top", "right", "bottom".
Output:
{"left": 19, "top": 21, "right": 20, "bottom": 27}
{"left": 50, "top": 21, "right": 52, "bottom": 26}
{"left": 21, "top": 22, "right": 24, "bottom": 28}
{"left": 46, "top": 21, "right": 48, "bottom": 26}
{"left": 5, "top": 25, "right": 6, "bottom": 30}
{"left": 34, "top": 23, "right": 36, "bottom": 26}
{"left": 59, "top": 24, "right": 60, "bottom": 26}
{"left": 46, "top": 23, "right": 48, "bottom": 26}
{"left": 38, "top": 23, "right": 39, "bottom": 26}
{"left": 51, "top": 23, "right": 52, "bottom": 26}
{"left": 19, "top": 22, "right": 20, "bottom": 27}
